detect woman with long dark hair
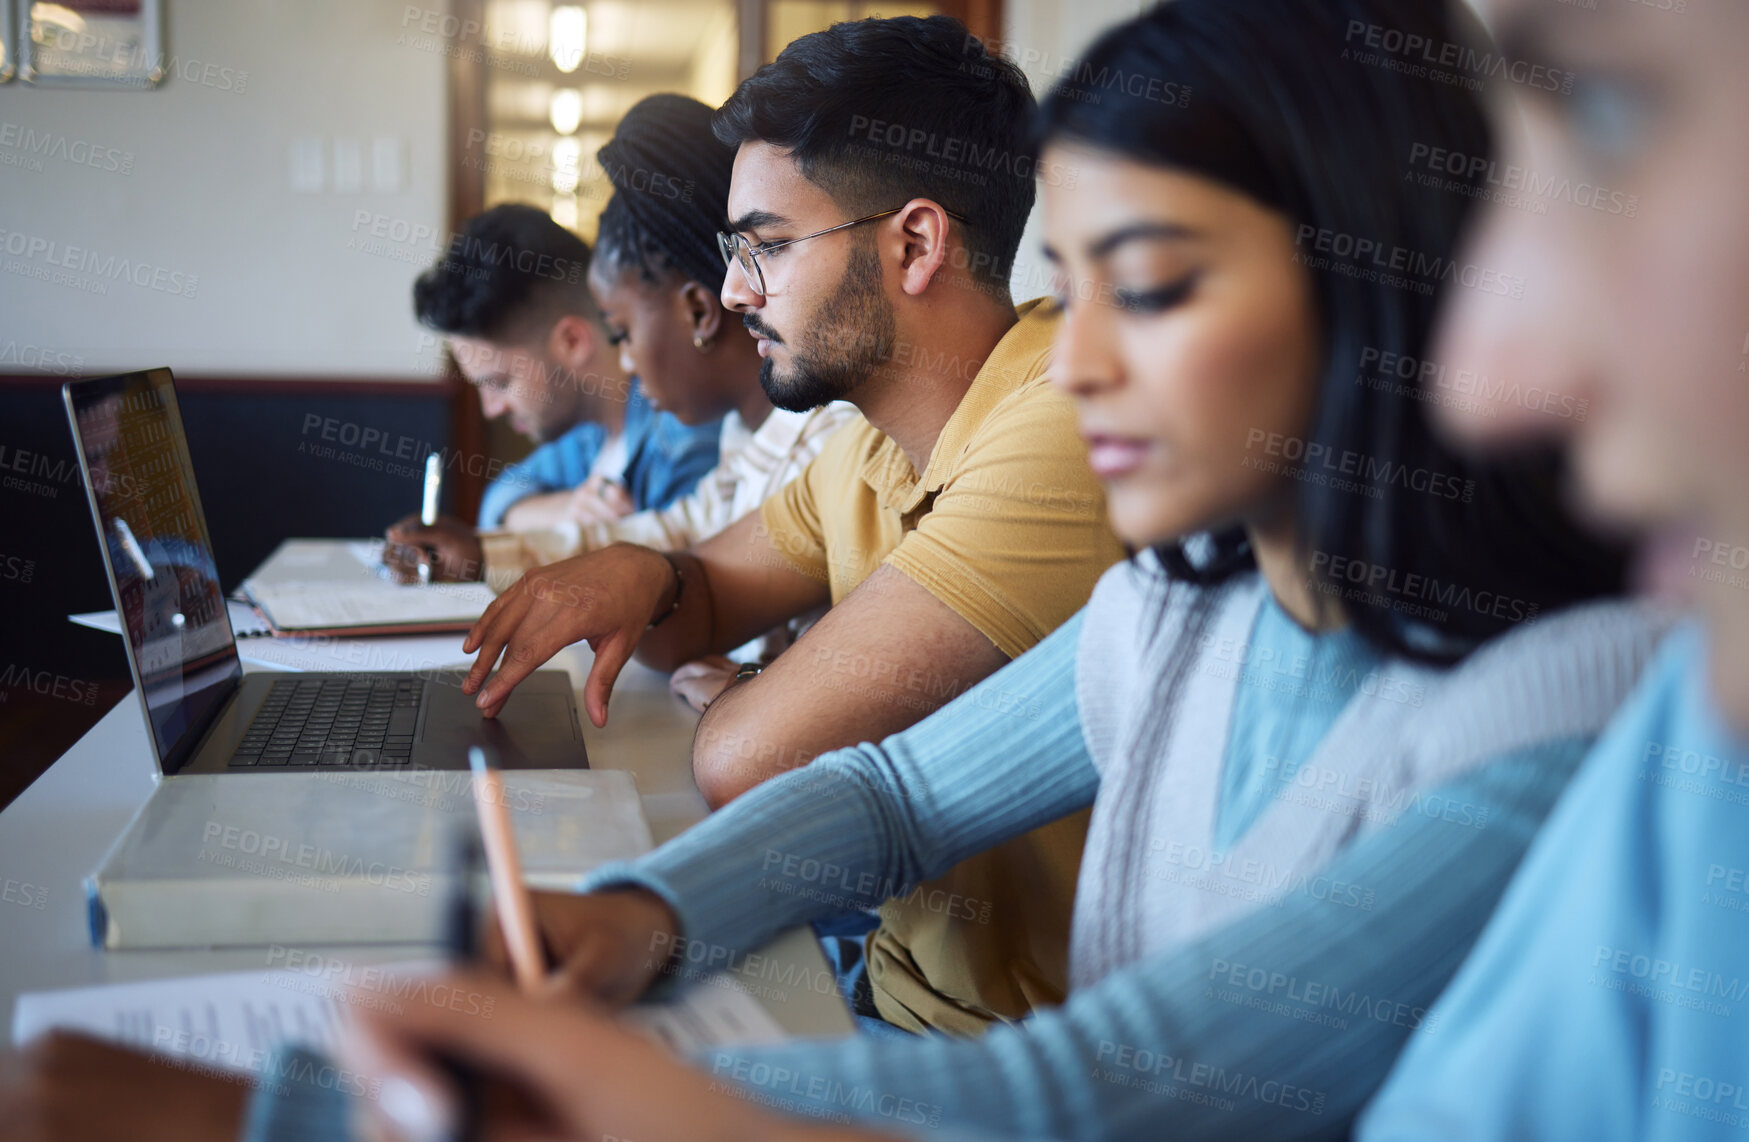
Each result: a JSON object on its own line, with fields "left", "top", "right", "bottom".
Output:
{"left": 6, "top": 2, "right": 1670, "bottom": 1139}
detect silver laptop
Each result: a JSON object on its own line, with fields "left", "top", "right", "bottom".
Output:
{"left": 64, "top": 367, "right": 587, "bottom": 775}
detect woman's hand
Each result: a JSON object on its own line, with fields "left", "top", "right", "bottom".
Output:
{"left": 342, "top": 970, "right": 892, "bottom": 1142}
{"left": 566, "top": 476, "right": 637, "bottom": 526}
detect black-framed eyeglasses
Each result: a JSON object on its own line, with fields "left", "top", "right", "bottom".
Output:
{"left": 717, "top": 206, "right": 972, "bottom": 297}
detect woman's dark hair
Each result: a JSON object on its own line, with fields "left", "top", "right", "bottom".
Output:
{"left": 594, "top": 93, "right": 736, "bottom": 292}
{"left": 1036, "top": 0, "right": 1627, "bottom": 663}
{"left": 594, "top": 194, "right": 680, "bottom": 287}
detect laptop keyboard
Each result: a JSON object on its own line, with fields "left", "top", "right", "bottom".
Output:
{"left": 228, "top": 677, "right": 421, "bottom": 767}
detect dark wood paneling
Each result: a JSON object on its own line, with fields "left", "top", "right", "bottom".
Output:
{"left": 0, "top": 378, "right": 457, "bottom": 810}
{"left": 936, "top": 0, "right": 1003, "bottom": 46}
{"left": 0, "top": 373, "right": 447, "bottom": 395}
{"left": 446, "top": 0, "right": 490, "bottom": 524}
{"left": 739, "top": 0, "right": 767, "bottom": 79}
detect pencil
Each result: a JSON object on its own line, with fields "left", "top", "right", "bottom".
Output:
{"left": 467, "top": 746, "right": 544, "bottom": 993}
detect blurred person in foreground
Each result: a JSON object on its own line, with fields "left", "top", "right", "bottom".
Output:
{"left": 1358, "top": 0, "right": 1749, "bottom": 1137}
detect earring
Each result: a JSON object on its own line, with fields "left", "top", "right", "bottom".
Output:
{"left": 692, "top": 334, "right": 712, "bottom": 352}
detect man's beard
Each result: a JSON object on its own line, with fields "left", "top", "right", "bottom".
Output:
{"left": 757, "top": 243, "right": 896, "bottom": 413}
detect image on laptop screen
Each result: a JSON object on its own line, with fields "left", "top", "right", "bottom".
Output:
{"left": 66, "top": 369, "right": 241, "bottom": 772}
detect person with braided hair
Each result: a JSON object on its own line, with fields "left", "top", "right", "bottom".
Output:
{"left": 507, "top": 96, "right": 856, "bottom": 691}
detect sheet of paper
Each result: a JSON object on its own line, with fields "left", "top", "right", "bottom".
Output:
{"left": 70, "top": 600, "right": 270, "bottom": 638}
{"left": 242, "top": 579, "right": 495, "bottom": 632}
{"left": 66, "top": 611, "right": 472, "bottom": 673}
{"left": 347, "top": 539, "right": 387, "bottom": 569}
{"left": 624, "top": 978, "right": 788, "bottom": 1053}
{"left": 234, "top": 631, "right": 475, "bottom": 674}
{"left": 9, "top": 965, "right": 436, "bottom": 1076}
{"left": 261, "top": 541, "right": 352, "bottom": 571}
{"left": 13, "top": 965, "right": 788, "bottom": 1078}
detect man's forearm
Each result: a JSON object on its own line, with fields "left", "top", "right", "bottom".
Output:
{"left": 689, "top": 675, "right": 774, "bottom": 805}
{"left": 502, "top": 489, "right": 574, "bottom": 530}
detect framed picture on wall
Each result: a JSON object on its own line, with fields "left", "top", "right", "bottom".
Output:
{"left": 19, "top": 0, "right": 165, "bottom": 88}
{"left": 0, "top": 0, "right": 14, "bottom": 82}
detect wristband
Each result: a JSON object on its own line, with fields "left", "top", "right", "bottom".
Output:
{"left": 648, "top": 554, "right": 685, "bottom": 629}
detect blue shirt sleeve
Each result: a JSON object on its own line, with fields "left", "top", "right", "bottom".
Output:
{"left": 701, "top": 737, "right": 1592, "bottom": 1142}
{"left": 619, "top": 382, "right": 722, "bottom": 512}
{"left": 1359, "top": 627, "right": 1749, "bottom": 1142}
{"left": 476, "top": 417, "right": 607, "bottom": 529}
{"left": 581, "top": 612, "right": 1098, "bottom": 989}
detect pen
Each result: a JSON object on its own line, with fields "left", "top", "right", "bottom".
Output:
{"left": 418, "top": 453, "right": 442, "bottom": 585}
{"left": 467, "top": 745, "right": 545, "bottom": 993}
{"left": 435, "top": 829, "right": 485, "bottom": 1142}
{"left": 421, "top": 452, "right": 442, "bottom": 526}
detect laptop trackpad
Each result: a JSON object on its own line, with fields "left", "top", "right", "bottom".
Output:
{"left": 419, "top": 685, "right": 583, "bottom": 769}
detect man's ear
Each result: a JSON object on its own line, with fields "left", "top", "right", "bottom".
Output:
{"left": 546, "top": 313, "right": 599, "bottom": 370}
{"left": 679, "top": 281, "right": 724, "bottom": 344}
{"left": 893, "top": 199, "right": 955, "bottom": 297}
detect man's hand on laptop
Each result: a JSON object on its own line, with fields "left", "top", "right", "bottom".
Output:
{"left": 463, "top": 543, "right": 674, "bottom": 724}
{"left": 481, "top": 886, "right": 681, "bottom": 1006}
{"left": 384, "top": 515, "right": 485, "bottom": 583}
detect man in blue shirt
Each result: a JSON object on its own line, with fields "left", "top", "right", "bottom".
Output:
{"left": 385, "top": 204, "right": 719, "bottom": 578}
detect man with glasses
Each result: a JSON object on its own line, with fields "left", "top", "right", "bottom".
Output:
{"left": 455, "top": 14, "right": 1123, "bottom": 1036}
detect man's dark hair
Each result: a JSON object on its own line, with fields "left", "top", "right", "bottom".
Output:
{"left": 413, "top": 203, "right": 595, "bottom": 343}
{"left": 712, "top": 15, "right": 1036, "bottom": 297}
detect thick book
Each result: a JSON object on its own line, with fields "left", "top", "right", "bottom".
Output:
{"left": 85, "top": 770, "right": 652, "bottom": 949}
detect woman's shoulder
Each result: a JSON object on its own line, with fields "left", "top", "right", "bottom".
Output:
{"left": 1444, "top": 598, "right": 1674, "bottom": 691}
{"left": 1401, "top": 597, "right": 1679, "bottom": 765}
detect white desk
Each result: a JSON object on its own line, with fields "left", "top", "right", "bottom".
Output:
{"left": 0, "top": 625, "right": 852, "bottom": 1041}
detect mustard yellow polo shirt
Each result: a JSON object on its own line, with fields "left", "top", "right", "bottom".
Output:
{"left": 759, "top": 299, "right": 1124, "bottom": 1034}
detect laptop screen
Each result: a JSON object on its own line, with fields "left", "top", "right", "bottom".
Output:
{"left": 65, "top": 369, "right": 240, "bottom": 773}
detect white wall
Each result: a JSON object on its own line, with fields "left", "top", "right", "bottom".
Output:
{"left": 0, "top": 0, "right": 448, "bottom": 377}
{"left": 1002, "top": 0, "right": 1151, "bottom": 304}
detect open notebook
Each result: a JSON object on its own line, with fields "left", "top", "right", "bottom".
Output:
{"left": 241, "top": 539, "right": 497, "bottom": 636}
